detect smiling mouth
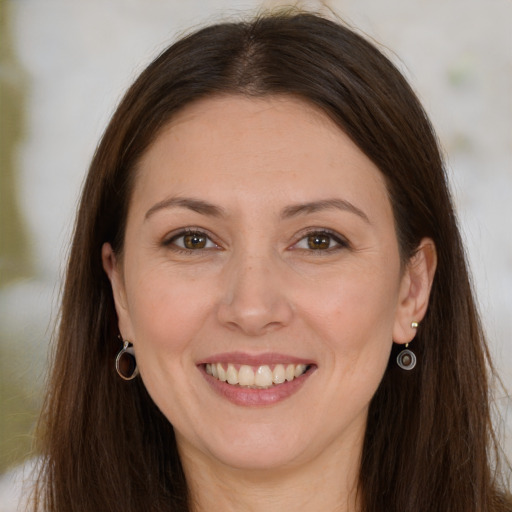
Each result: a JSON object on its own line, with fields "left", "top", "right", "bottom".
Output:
{"left": 204, "top": 363, "right": 312, "bottom": 389}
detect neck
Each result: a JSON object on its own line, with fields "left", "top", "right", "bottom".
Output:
{"left": 178, "top": 430, "right": 363, "bottom": 512}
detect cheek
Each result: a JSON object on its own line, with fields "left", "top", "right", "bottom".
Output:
{"left": 124, "top": 265, "right": 215, "bottom": 363}
{"left": 303, "top": 265, "right": 400, "bottom": 342}
{"left": 122, "top": 269, "right": 215, "bottom": 422}
{"left": 297, "top": 261, "right": 400, "bottom": 392}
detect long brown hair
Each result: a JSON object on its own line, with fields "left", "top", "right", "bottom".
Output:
{"left": 33, "top": 11, "right": 511, "bottom": 512}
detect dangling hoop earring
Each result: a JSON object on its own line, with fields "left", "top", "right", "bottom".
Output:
{"left": 396, "top": 343, "right": 417, "bottom": 370}
{"left": 115, "top": 340, "right": 139, "bottom": 380}
{"left": 396, "top": 321, "right": 418, "bottom": 370}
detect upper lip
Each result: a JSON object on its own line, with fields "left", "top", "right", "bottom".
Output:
{"left": 197, "top": 351, "right": 315, "bottom": 366}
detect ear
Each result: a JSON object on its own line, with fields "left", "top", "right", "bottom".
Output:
{"left": 102, "top": 242, "right": 135, "bottom": 341}
{"left": 393, "top": 238, "right": 437, "bottom": 344}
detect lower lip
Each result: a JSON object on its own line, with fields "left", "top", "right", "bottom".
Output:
{"left": 200, "top": 366, "right": 315, "bottom": 406}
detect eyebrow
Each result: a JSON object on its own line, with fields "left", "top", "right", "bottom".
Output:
{"left": 144, "top": 196, "right": 370, "bottom": 224}
{"left": 144, "top": 197, "right": 226, "bottom": 220}
{"left": 281, "top": 199, "right": 370, "bottom": 223}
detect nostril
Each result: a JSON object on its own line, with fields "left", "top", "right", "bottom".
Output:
{"left": 216, "top": 299, "right": 293, "bottom": 336}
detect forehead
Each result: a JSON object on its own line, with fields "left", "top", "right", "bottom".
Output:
{"left": 132, "top": 94, "right": 391, "bottom": 221}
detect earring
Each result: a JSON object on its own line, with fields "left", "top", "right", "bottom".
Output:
{"left": 396, "top": 343, "right": 417, "bottom": 370}
{"left": 396, "top": 321, "right": 418, "bottom": 370}
{"left": 115, "top": 340, "right": 139, "bottom": 380}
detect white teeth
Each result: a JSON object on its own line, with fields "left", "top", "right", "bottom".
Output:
{"left": 217, "top": 364, "right": 227, "bottom": 382}
{"left": 254, "top": 365, "right": 273, "bottom": 387}
{"left": 205, "top": 362, "right": 309, "bottom": 387}
{"left": 294, "top": 364, "right": 306, "bottom": 378}
{"left": 226, "top": 363, "right": 239, "bottom": 385}
{"left": 285, "top": 364, "right": 295, "bottom": 382}
{"left": 238, "top": 365, "right": 255, "bottom": 386}
{"left": 272, "top": 364, "right": 286, "bottom": 384}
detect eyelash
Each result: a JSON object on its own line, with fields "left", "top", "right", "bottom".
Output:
{"left": 291, "top": 229, "right": 349, "bottom": 253}
{"left": 163, "top": 228, "right": 349, "bottom": 253}
{"left": 163, "top": 229, "right": 220, "bottom": 253}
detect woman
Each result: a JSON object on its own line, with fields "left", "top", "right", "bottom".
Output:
{"left": 32, "top": 10, "right": 511, "bottom": 512}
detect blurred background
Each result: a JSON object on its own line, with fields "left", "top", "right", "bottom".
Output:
{"left": 1, "top": 0, "right": 511, "bottom": 488}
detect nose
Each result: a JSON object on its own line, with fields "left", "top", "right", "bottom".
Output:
{"left": 216, "top": 252, "right": 294, "bottom": 336}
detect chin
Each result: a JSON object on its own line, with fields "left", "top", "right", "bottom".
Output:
{"left": 184, "top": 423, "right": 307, "bottom": 472}
{"left": 210, "top": 442, "right": 303, "bottom": 472}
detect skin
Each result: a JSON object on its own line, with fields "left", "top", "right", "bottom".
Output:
{"left": 103, "top": 95, "right": 437, "bottom": 511}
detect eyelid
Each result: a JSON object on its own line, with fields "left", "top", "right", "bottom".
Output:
{"left": 290, "top": 228, "right": 350, "bottom": 251}
{"left": 163, "top": 227, "right": 222, "bottom": 251}
{"left": 161, "top": 226, "right": 349, "bottom": 252}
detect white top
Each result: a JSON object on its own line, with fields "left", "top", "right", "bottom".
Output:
{"left": 0, "top": 459, "right": 37, "bottom": 512}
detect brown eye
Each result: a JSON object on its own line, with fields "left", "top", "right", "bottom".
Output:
{"left": 307, "top": 233, "right": 331, "bottom": 250}
{"left": 183, "top": 233, "right": 207, "bottom": 249}
{"left": 293, "top": 230, "right": 347, "bottom": 252}
{"left": 167, "top": 231, "right": 218, "bottom": 251}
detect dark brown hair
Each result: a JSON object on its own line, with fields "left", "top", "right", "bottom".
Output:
{"left": 33, "top": 11, "right": 511, "bottom": 512}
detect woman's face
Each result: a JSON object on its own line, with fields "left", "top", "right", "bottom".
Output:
{"left": 104, "top": 95, "right": 425, "bottom": 473}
